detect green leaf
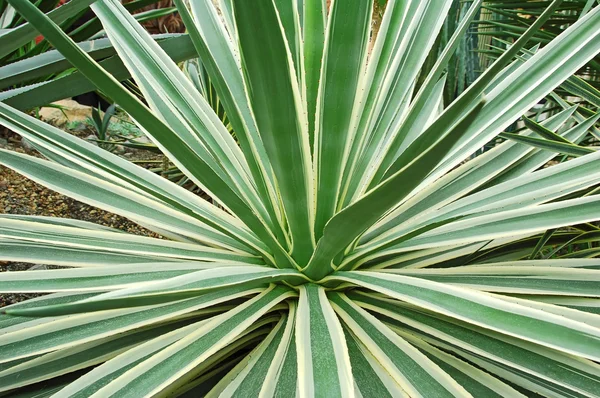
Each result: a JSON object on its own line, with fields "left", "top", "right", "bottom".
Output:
{"left": 84, "top": 285, "right": 293, "bottom": 397}
{"left": 0, "top": 286, "right": 259, "bottom": 363}
{"left": 233, "top": 0, "right": 315, "bottom": 265}
{"left": 5, "top": 267, "right": 304, "bottom": 316}
{"left": 500, "top": 131, "right": 596, "bottom": 157}
{"left": 329, "top": 271, "right": 600, "bottom": 361}
{"left": 303, "top": 0, "right": 326, "bottom": 151}
{"left": 295, "top": 284, "right": 353, "bottom": 397}
{"left": 329, "top": 292, "right": 469, "bottom": 396}
{"left": 303, "top": 101, "right": 484, "bottom": 280}
{"left": 313, "top": 0, "right": 372, "bottom": 238}
{"left": 354, "top": 293, "right": 600, "bottom": 397}
{"left": 0, "top": 0, "right": 97, "bottom": 59}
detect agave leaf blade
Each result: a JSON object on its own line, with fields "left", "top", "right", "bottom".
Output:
{"left": 0, "top": 0, "right": 97, "bottom": 59}
{"left": 5, "top": 267, "right": 304, "bottom": 316}
{"left": 304, "top": 101, "right": 484, "bottom": 280}
{"left": 313, "top": 0, "right": 372, "bottom": 238}
{"left": 86, "top": 286, "right": 293, "bottom": 397}
{"left": 353, "top": 292, "right": 600, "bottom": 397}
{"left": 0, "top": 286, "right": 261, "bottom": 363}
{"left": 233, "top": 0, "right": 315, "bottom": 265}
{"left": 302, "top": 0, "right": 327, "bottom": 150}
{"left": 342, "top": 324, "right": 407, "bottom": 397}
{"left": 331, "top": 271, "right": 600, "bottom": 361}
{"left": 329, "top": 292, "right": 470, "bottom": 397}
{"left": 295, "top": 284, "right": 354, "bottom": 397}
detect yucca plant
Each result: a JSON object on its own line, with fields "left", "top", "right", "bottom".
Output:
{"left": 1, "top": 0, "right": 600, "bottom": 396}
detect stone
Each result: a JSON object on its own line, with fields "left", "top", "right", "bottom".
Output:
{"left": 21, "top": 137, "right": 33, "bottom": 150}
{"left": 39, "top": 99, "right": 93, "bottom": 128}
{"left": 135, "top": 134, "right": 152, "bottom": 144}
{"left": 85, "top": 134, "right": 99, "bottom": 146}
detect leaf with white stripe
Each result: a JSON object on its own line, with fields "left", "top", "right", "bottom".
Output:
{"left": 295, "top": 284, "right": 354, "bottom": 397}
{"left": 0, "top": 148, "right": 249, "bottom": 253}
{"left": 329, "top": 292, "right": 469, "bottom": 397}
{"left": 0, "top": 263, "right": 223, "bottom": 293}
{"left": 92, "top": 0, "right": 259, "bottom": 206}
{"left": 0, "top": 286, "right": 259, "bottom": 363}
{"left": 342, "top": 324, "right": 407, "bottom": 397}
{"left": 86, "top": 285, "right": 293, "bottom": 397}
{"left": 7, "top": 0, "right": 291, "bottom": 268}
{"left": 352, "top": 292, "right": 600, "bottom": 398}
{"left": 0, "top": 0, "right": 97, "bottom": 58}
{"left": 328, "top": 271, "right": 600, "bottom": 361}
{"left": 175, "top": 0, "right": 284, "bottom": 243}
{"left": 0, "top": 218, "right": 262, "bottom": 264}
{"left": 362, "top": 106, "right": 578, "bottom": 244}
{"left": 0, "top": 319, "right": 195, "bottom": 393}
{"left": 0, "top": 293, "right": 98, "bottom": 335}
{"left": 348, "top": 148, "right": 600, "bottom": 267}
{"left": 404, "top": 335, "right": 526, "bottom": 398}
{"left": 261, "top": 302, "right": 298, "bottom": 397}
{"left": 313, "top": 0, "right": 372, "bottom": 237}
{"left": 303, "top": 0, "right": 327, "bottom": 148}
{"left": 303, "top": 100, "right": 484, "bottom": 280}
{"left": 0, "top": 100, "right": 263, "bottom": 253}
{"left": 0, "top": 241, "right": 172, "bottom": 267}
{"left": 233, "top": 0, "right": 315, "bottom": 266}
{"left": 54, "top": 318, "right": 271, "bottom": 398}
{"left": 388, "top": 266, "right": 600, "bottom": 296}
{"left": 391, "top": 195, "right": 600, "bottom": 254}
{"left": 426, "top": 4, "right": 600, "bottom": 192}
{"left": 4, "top": 267, "right": 303, "bottom": 316}
{"left": 208, "top": 307, "right": 293, "bottom": 397}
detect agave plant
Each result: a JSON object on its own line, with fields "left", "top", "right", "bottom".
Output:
{"left": 476, "top": 0, "right": 600, "bottom": 89}
{"left": 2, "top": 0, "right": 600, "bottom": 396}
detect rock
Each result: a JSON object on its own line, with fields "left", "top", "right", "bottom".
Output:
{"left": 136, "top": 135, "right": 152, "bottom": 144}
{"left": 114, "top": 145, "right": 126, "bottom": 154}
{"left": 39, "top": 99, "right": 93, "bottom": 128}
{"left": 70, "top": 122, "right": 89, "bottom": 132}
{"left": 21, "top": 137, "right": 33, "bottom": 150}
{"left": 0, "top": 137, "right": 7, "bottom": 147}
{"left": 85, "top": 134, "right": 99, "bottom": 146}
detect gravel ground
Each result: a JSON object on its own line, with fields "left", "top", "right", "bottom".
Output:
{"left": 0, "top": 127, "right": 163, "bottom": 308}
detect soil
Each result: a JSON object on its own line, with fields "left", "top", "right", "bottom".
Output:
{"left": 0, "top": 124, "right": 164, "bottom": 308}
